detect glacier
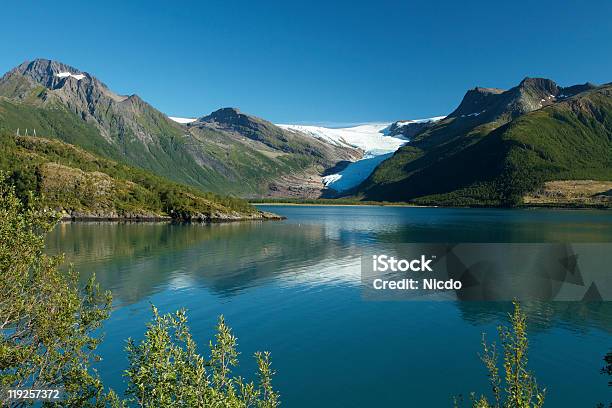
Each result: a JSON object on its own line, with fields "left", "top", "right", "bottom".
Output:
{"left": 279, "top": 118, "right": 442, "bottom": 193}
{"left": 321, "top": 152, "right": 394, "bottom": 192}
{"left": 277, "top": 123, "right": 403, "bottom": 153}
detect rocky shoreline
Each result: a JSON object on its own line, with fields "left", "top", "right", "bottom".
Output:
{"left": 58, "top": 210, "right": 285, "bottom": 223}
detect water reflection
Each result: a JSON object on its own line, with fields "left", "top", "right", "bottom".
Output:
{"left": 457, "top": 301, "right": 612, "bottom": 334}
{"left": 44, "top": 206, "right": 612, "bottom": 407}
{"left": 46, "top": 221, "right": 351, "bottom": 303}
{"left": 45, "top": 206, "right": 612, "bottom": 333}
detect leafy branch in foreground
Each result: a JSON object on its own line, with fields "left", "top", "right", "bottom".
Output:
{"left": 597, "top": 351, "right": 612, "bottom": 408}
{"left": 0, "top": 175, "right": 113, "bottom": 407}
{"left": 602, "top": 351, "right": 612, "bottom": 386}
{"left": 456, "top": 301, "right": 546, "bottom": 408}
{"left": 124, "top": 307, "right": 279, "bottom": 408}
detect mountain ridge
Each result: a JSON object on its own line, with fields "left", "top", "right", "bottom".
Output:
{"left": 356, "top": 78, "right": 611, "bottom": 207}
{"left": 2, "top": 59, "right": 608, "bottom": 207}
{"left": 0, "top": 58, "right": 360, "bottom": 198}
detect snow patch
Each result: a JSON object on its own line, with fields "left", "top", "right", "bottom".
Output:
{"left": 55, "top": 72, "right": 85, "bottom": 81}
{"left": 461, "top": 111, "right": 485, "bottom": 118}
{"left": 393, "top": 116, "right": 446, "bottom": 128}
{"left": 169, "top": 116, "right": 197, "bottom": 124}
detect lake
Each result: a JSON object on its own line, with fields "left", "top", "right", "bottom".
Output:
{"left": 45, "top": 206, "right": 612, "bottom": 407}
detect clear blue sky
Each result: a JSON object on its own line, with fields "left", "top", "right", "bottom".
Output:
{"left": 1, "top": 0, "right": 611, "bottom": 124}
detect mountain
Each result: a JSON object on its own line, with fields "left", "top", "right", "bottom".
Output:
{"left": 446, "top": 78, "right": 597, "bottom": 122}
{"left": 0, "top": 59, "right": 218, "bottom": 189}
{"left": 185, "top": 108, "right": 361, "bottom": 197}
{"left": 195, "top": 107, "right": 338, "bottom": 158}
{"left": 0, "top": 133, "right": 278, "bottom": 220}
{"left": 0, "top": 59, "right": 359, "bottom": 198}
{"left": 357, "top": 78, "right": 611, "bottom": 207}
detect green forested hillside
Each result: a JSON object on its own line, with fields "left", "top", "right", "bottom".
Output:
{"left": 0, "top": 99, "right": 120, "bottom": 159}
{"left": 358, "top": 83, "right": 612, "bottom": 207}
{"left": 0, "top": 133, "right": 272, "bottom": 220}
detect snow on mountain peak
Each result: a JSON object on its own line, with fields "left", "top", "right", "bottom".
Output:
{"left": 393, "top": 116, "right": 446, "bottom": 127}
{"left": 55, "top": 72, "right": 85, "bottom": 81}
{"left": 168, "top": 116, "right": 197, "bottom": 124}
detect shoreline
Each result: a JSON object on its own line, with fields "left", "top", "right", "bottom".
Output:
{"left": 252, "top": 202, "right": 426, "bottom": 208}
{"left": 58, "top": 211, "right": 286, "bottom": 223}
{"left": 51, "top": 203, "right": 610, "bottom": 224}
{"left": 59, "top": 216, "right": 286, "bottom": 223}
{"left": 253, "top": 202, "right": 610, "bottom": 210}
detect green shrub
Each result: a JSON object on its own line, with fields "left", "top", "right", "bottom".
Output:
{"left": 456, "top": 301, "right": 546, "bottom": 408}
{"left": 124, "top": 308, "right": 279, "bottom": 408}
{"left": 0, "top": 176, "right": 113, "bottom": 406}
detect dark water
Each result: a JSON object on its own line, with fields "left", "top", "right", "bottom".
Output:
{"left": 45, "top": 206, "right": 612, "bottom": 407}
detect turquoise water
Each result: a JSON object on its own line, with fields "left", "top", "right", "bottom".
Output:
{"left": 46, "top": 206, "right": 612, "bottom": 407}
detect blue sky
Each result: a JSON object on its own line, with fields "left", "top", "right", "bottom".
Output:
{"left": 1, "top": 0, "right": 611, "bottom": 124}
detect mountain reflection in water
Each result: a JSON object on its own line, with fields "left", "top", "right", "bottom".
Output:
{"left": 45, "top": 206, "right": 612, "bottom": 407}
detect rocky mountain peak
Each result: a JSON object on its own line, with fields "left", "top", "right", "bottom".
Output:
{"left": 518, "top": 77, "right": 559, "bottom": 94}
{"left": 11, "top": 58, "right": 89, "bottom": 89}
{"left": 0, "top": 59, "right": 173, "bottom": 146}
{"left": 214, "top": 107, "right": 242, "bottom": 116}
{"left": 560, "top": 82, "right": 598, "bottom": 97}
{"left": 198, "top": 107, "right": 247, "bottom": 124}
{"left": 473, "top": 86, "right": 505, "bottom": 95}
{"left": 508, "top": 77, "right": 562, "bottom": 115}
{"left": 448, "top": 77, "right": 592, "bottom": 122}
{"left": 448, "top": 86, "right": 505, "bottom": 118}
{"left": 4, "top": 58, "right": 132, "bottom": 102}
{"left": 194, "top": 108, "right": 273, "bottom": 135}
